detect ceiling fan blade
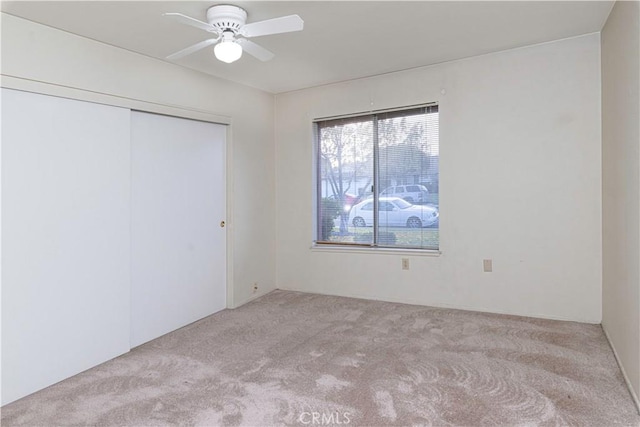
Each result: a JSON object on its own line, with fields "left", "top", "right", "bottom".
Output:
{"left": 236, "top": 39, "right": 275, "bottom": 62}
{"left": 240, "top": 15, "right": 304, "bottom": 38}
{"left": 166, "top": 38, "right": 219, "bottom": 60}
{"left": 163, "top": 12, "right": 217, "bottom": 34}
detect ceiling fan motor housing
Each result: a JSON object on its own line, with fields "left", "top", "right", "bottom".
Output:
{"left": 206, "top": 5, "right": 248, "bottom": 33}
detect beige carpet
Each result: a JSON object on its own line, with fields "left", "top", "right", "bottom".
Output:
{"left": 2, "top": 290, "right": 639, "bottom": 426}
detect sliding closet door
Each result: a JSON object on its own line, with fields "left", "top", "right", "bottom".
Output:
{"left": 131, "top": 112, "right": 226, "bottom": 347}
{"left": 1, "top": 88, "right": 131, "bottom": 405}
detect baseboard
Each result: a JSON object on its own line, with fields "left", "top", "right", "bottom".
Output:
{"left": 602, "top": 325, "right": 640, "bottom": 414}
{"left": 275, "top": 286, "right": 600, "bottom": 324}
{"left": 230, "top": 288, "right": 277, "bottom": 309}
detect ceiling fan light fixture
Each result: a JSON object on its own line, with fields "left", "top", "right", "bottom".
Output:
{"left": 165, "top": 6, "right": 304, "bottom": 63}
{"left": 214, "top": 40, "right": 242, "bottom": 63}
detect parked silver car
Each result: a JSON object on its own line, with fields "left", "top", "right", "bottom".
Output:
{"left": 380, "top": 184, "right": 429, "bottom": 203}
{"left": 349, "top": 197, "right": 439, "bottom": 228}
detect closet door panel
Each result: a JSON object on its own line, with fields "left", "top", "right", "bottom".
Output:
{"left": 1, "top": 88, "right": 131, "bottom": 405}
{"left": 131, "top": 111, "right": 226, "bottom": 348}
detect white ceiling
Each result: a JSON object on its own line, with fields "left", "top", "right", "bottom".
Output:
{"left": 2, "top": 1, "right": 614, "bottom": 94}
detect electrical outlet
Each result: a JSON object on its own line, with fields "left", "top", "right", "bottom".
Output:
{"left": 402, "top": 258, "right": 410, "bottom": 270}
{"left": 483, "top": 259, "right": 493, "bottom": 272}
{"left": 252, "top": 282, "right": 258, "bottom": 293}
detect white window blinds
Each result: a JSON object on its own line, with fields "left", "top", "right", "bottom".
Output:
{"left": 315, "top": 105, "right": 439, "bottom": 250}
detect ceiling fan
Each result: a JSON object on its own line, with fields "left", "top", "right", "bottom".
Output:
{"left": 164, "top": 5, "right": 304, "bottom": 64}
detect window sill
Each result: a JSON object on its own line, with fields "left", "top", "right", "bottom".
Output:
{"left": 310, "top": 244, "right": 441, "bottom": 257}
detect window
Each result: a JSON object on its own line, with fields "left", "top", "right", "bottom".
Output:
{"left": 315, "top": 105, "right": 439, "bottom": 250}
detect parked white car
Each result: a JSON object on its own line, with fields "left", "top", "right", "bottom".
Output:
{"left": 349, "top": 197, "right": 439, "bottom": 228}
{"left": 380, "top": 184, "right": 429, "bottom": 203}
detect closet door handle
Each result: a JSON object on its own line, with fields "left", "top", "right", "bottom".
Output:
{"left": 220, "top": 221, "right": 226, "bottom": 228}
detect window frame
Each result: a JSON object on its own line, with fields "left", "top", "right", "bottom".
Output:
{"left": 313, "top": 103, "right": 439, "bottom": 252}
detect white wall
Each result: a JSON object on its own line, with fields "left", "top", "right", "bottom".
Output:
{"left": 275, "top": 34, "right": 602, "bottom": 323}
{"left": 1, "top": 13, "right": 276, "bottom": 308}
{"left": 602, "top": 0, "right": 640, "bottom": 407}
